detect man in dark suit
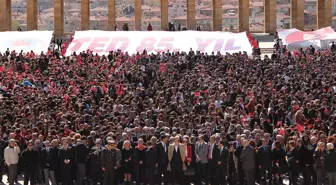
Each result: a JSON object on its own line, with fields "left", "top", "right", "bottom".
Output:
{"left": 58, "top": 138, "right": 74, "bottom": 185}
{"left": 74, "top": 137, "right": 90, "bottom": 185}
{"left": 297, "top": 139, "right": 313, "bottom": 185}
{"left": 20, "top": 140, "right": 40, "bottom": 185}
{"left": 214, "top": 140, "right": 229, "bottom": 185}
{"left": 234, "top": 136, "right": 244, "bottom": 185}
{"left": 145, "top": 141, "right": 158, "bottom": 185}
{"left": 241, "top": 140, "right": 256, "bottom": 185}
{"left": 41, "top": 140, "right": 57, "bottom": 185}
{"left": 34, "top": 139, "right": 44, "bottom": 184}
{"left": 207, "top": 135, "right": 217, "bottom": 185}
{"left": 0, "top": 137, "right": 6, "bottom": 183}
{"left": 89, "top": 138, "right": 104, "bottom": 185}
{"left": 87, "top": 131, "right": 97, "bottom": 149}
{"left": 156, "top": 134, "right": 169, "bottom": 184}
{"left": 257, "top": 138, "right": 273, "bottom": 184}
{"left": 195, "top": 135, "right": 209, "bottom": 185}
{"left": 101, "top": 139, "right": 121, "bottom": 185}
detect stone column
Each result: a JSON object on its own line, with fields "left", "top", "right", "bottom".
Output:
{"left": 212, "top": 0, "right": 222, "bottom": 31}
{"left": 135, "top": 0, "right": 142, "bottom": 30}
{"left": 187, "top": 0, "right": 196, "bottom": 30}
{"left": 0, "top": 0, "right": 12, "bottom": 31}
{"left": 108, "top": 0, "right": 116, "bottom": 30}
{"left": 325, "top": 0, "right": 332, "bottom": 28}
{"left": 161, "top": 0, "right": 168, "bottom": 31}
{"left": 6, "top": 0, "right": 12, "bottom": 31}
{"left": 81, "top": 0, "right": 90, "bottom": 30}
{"left": 27, "top": 0, "right": 38, "bottom": 30}
{"left": 317, "top": 0, "right": 332, "bottom": 29}
{"left": 54, "top": 0, "right": 64, "bottom": 35}
{"left": 238, "top": 0, "right": 249, "bottom": 32}
{"left": 264, "top": 0, "right": 276, "bottom": 33}
{"left": 290, "top": 0, "right": 304, "bottom": 30}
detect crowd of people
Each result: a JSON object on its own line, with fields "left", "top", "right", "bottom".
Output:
{"left": 0, "top": 36, "right": 336, "bottom": 185}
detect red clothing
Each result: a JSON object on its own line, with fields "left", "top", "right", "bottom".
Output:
{"left": 147, "top": 24, "right": 153, "bottom": 31}
{"left": 185, "top": 145, "right": 192, "bottom": 162}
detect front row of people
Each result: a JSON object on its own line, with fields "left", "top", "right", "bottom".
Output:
{"left": 4, "top": 134, "right": 336, "bottom": 185}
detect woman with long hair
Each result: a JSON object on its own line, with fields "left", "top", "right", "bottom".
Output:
{"left": 121, "top": 140, "right": 133, "bottom": 185}
{"left": 286, "top": 140, "right": 300, "bottom": 185}
{"left": 272, "top": 141, "right": 288, "bottom": 184}
{"left": 313, "top": 142, "right": 326, "bottom": 185}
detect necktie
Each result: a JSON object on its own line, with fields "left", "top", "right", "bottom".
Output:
{"left": 264, "top": 146, "right": 267, "bottom": 152}
{"left": 208, "top": 144, "right": 213, "bottom": 159}
{"left": 220, "top": 148, "right": 222, "bottom": 155}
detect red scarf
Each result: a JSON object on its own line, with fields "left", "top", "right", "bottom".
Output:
{"left": 136, "top": 145, "right": 147, "bottom": 151}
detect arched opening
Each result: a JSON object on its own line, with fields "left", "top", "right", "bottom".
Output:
{"left": 115, "top": 0, "right": 134, "bottom": 30}
{"left": 304, "top": 0, "right": 316, "bottom": 30}
{"left": 332, "top": 0, "right": 336, "bottom": 29}
{"left": 12, "top": 0, "right": 27, "bottom": 31}
{"left": 222, "top": 0, "right": 238, "bottom": 32}
{"left": 168, "top": 0, "right": 187, "bottom": 31}
{"left": 38, "top": 0, "right": 54, "bottom": 30}
{"left": 90, "top": 0, "right": 108, "bottom": 30}
{"left": 142, "top": 0, "right": 161, "bottom": 30}
{"left": 249, "top": 0, "right": 264, "bottom": 32}
{"left": 64, "top": 0, "right": 80, "bottom": 33}
{"left": 276, "top": 0, "right": 290, "bottom": 29}
{"left": 194, "top": 0, "right": 212, "bottom": 31}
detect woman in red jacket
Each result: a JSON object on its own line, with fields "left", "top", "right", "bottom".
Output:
{"left": 182, "top": 136, "right": 193, "bottom": 184}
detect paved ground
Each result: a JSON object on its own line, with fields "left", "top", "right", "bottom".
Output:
{"left": 0, "top": 175, "right": 331, "bottom": 185}
{"left": 0, "top": 174, "right": 293, "bottom": 185}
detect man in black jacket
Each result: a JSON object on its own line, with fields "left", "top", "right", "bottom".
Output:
{"left": 59, "top": 138, "right": 74, "bottom": 185}
{"left": 101, "top": 139, "right": 121, "bottom": 185}
{"left": 257, "top": 138, "right": 273, "bottom": 184}
{"left": 20, "top": 140, "right": 39, "bottom": 185}
{"left": 75, "top": 136, "right": 89, "bottom": 185}
{"left": 156, "top": 134, "right": 169, "bottom": 184}
{"left": 297, "top": 139, "right": 313, "bottom": 185}
{"left": 89, "top": 138, "right": 104, "bottom": 185}
{"left": 0, "top": 137, "right": 6, "bottom": 183}
{"left": 234, "top": 136, "right": 244, "bottom": 185}
{"left": 207, "top": 135, "right": 218, "bottom": 185}
{"left": 41, "top": 140, "right": 57, "bottom": 185}
{"left": 325, "top": 143, "right": 336, "bottom": 185}
{"left": 145, "top": 141, "right": 157, "bottom": 185}
{"left": 34, "top": 139, "right": 44, "bottom": 184}
{"left": 214, "top": 140, "right": 229, "bottom": 185}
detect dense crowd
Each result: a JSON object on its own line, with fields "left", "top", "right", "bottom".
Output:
{"left": 0, "top": 40, "right": 336, "bottom": 185}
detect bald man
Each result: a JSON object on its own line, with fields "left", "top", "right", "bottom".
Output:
{"left": 240, "top": 140, "right": 256, "bottom": 185}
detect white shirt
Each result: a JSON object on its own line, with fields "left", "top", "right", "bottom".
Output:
{"left": 4, "top": 146, "right": 20, "bottom": 165}
{"left": 175, "top": 145, "right": 178, "bottom": 152}
{"left": 162, "top": 143, "right": 166, "bottom": 153}
{"left": 209, "top": 143, "right": 214, "bottom": 158}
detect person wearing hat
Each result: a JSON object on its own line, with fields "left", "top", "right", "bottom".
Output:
{"left": 101, "top": 139, "right": 121, "bottom": 185}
